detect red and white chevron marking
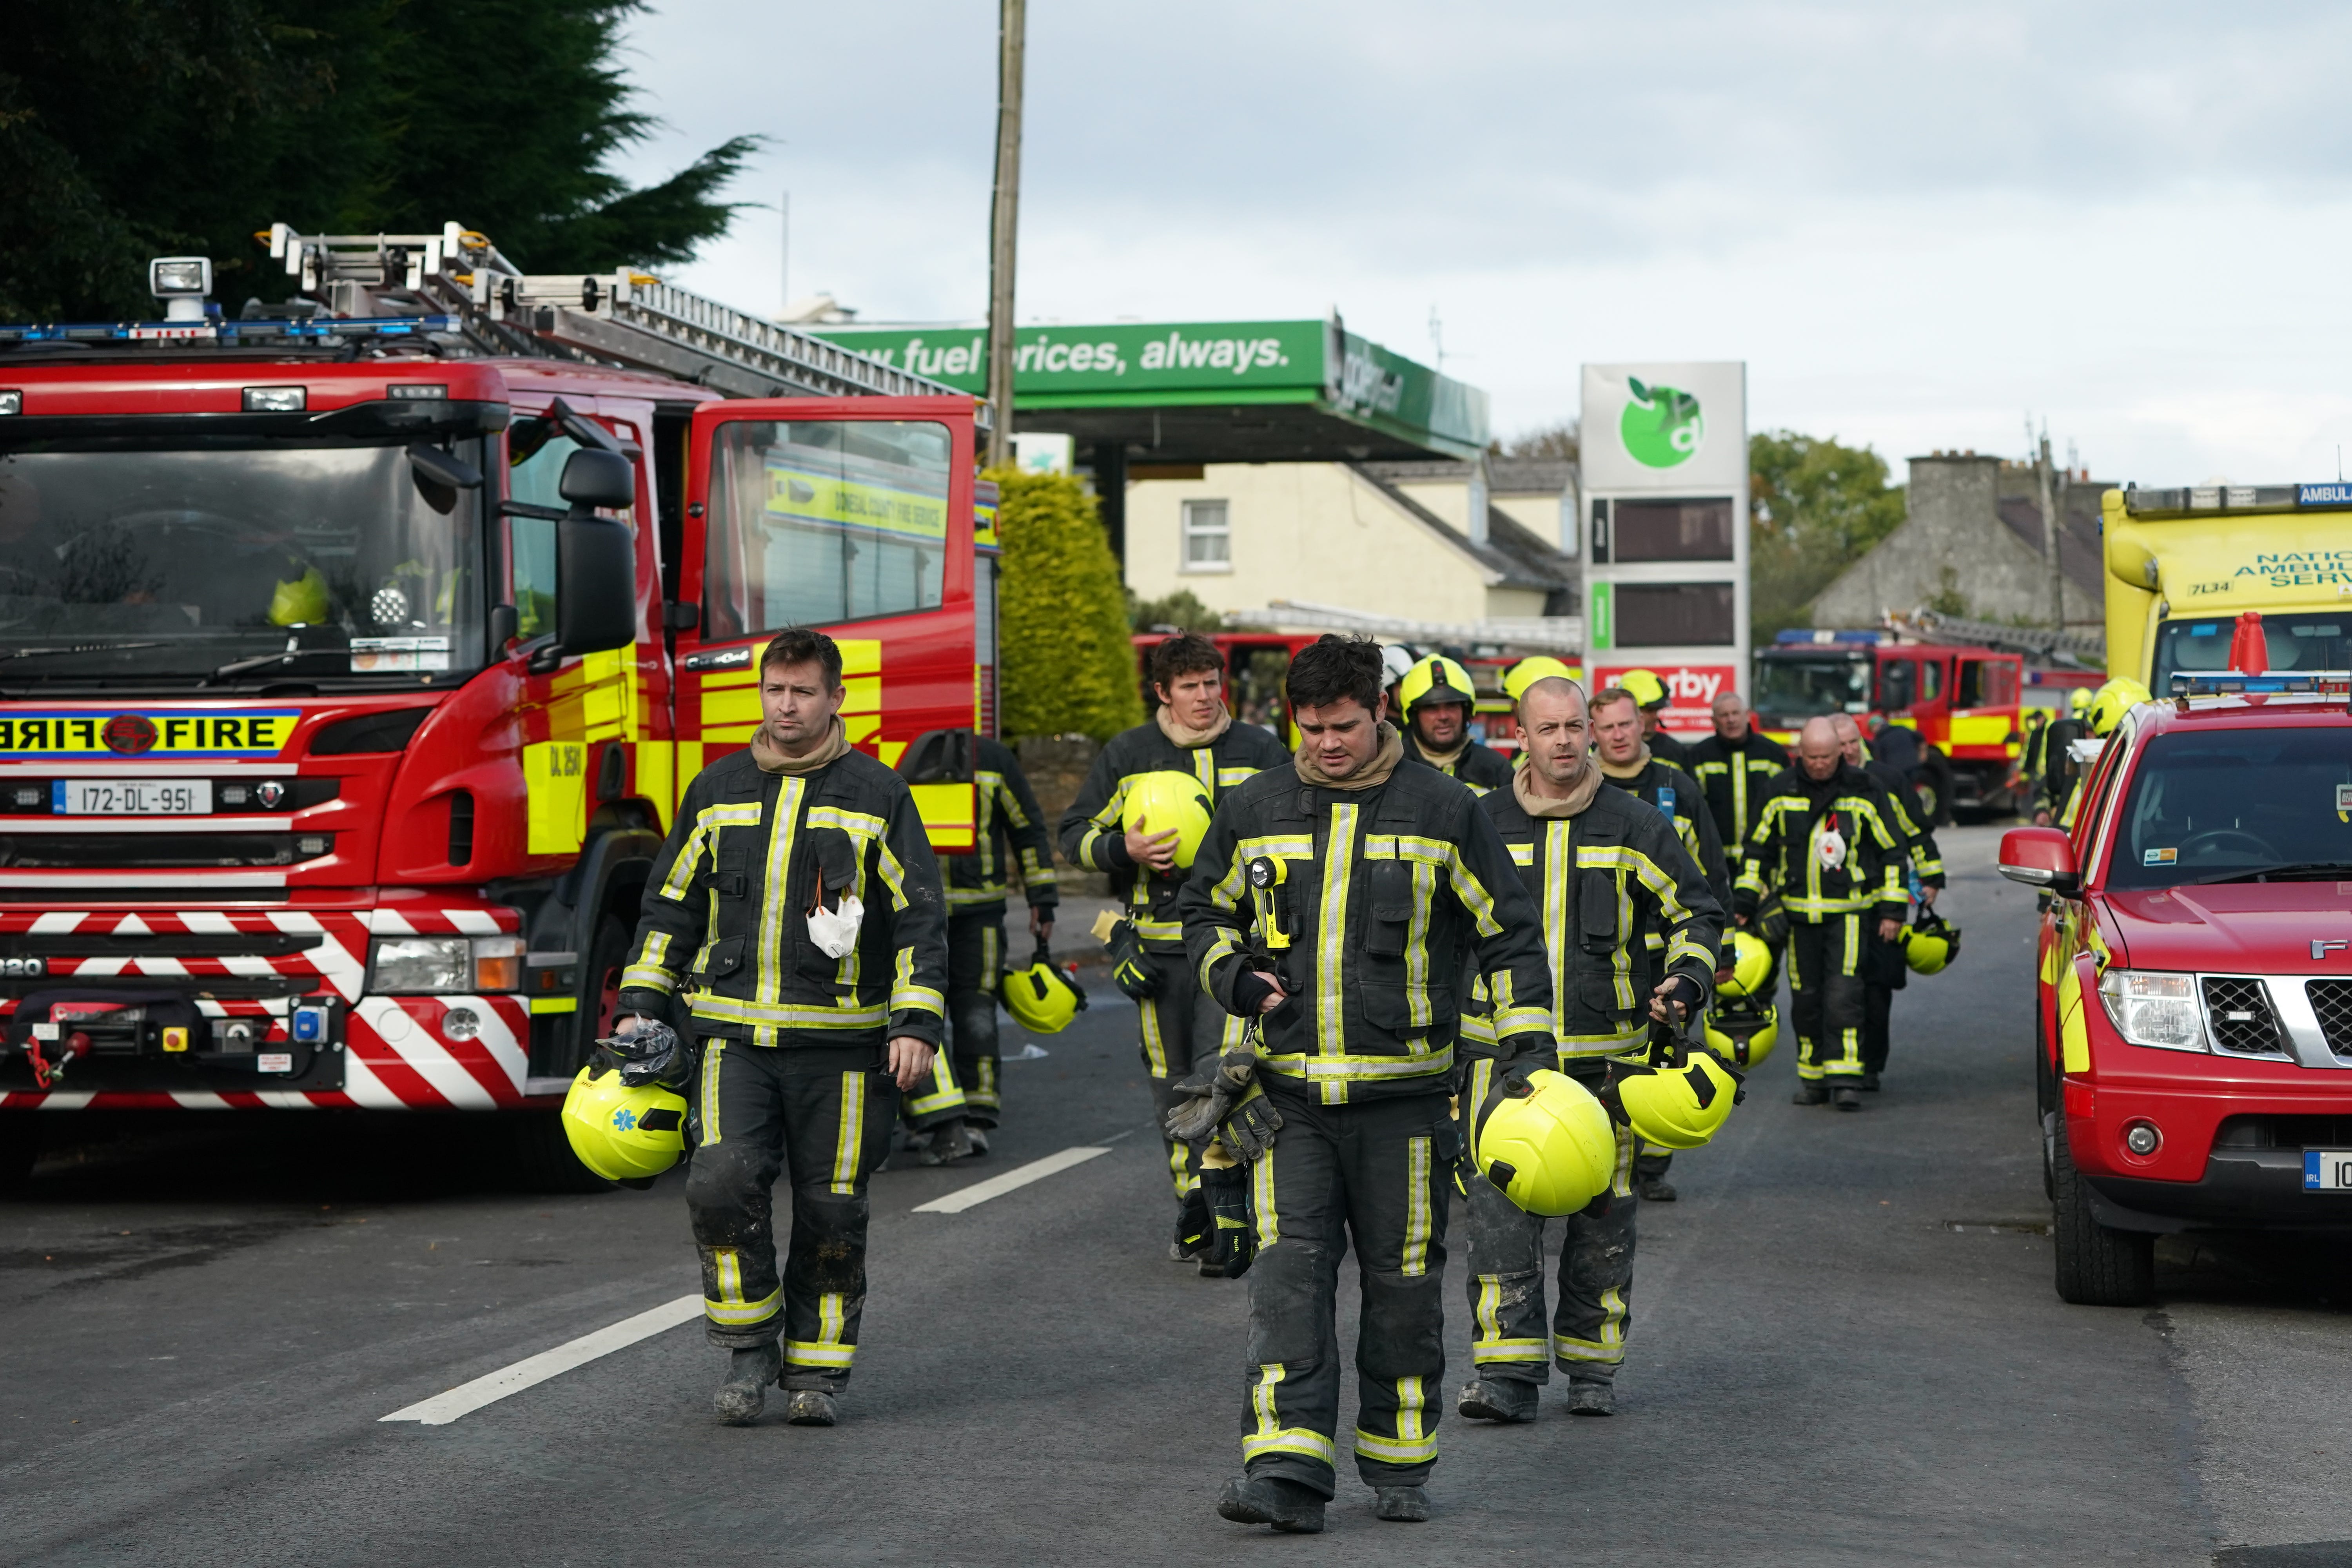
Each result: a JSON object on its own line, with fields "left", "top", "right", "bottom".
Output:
{"left": 0, "top": 906, "right": 542, "bottom": 1112}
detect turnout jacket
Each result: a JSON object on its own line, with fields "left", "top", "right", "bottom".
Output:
{"left": 618, "top": 746, "right": 948, "bottom": 1050}
{"left": 1861, "top": 754, "right": 1945, "bottom": 891}
{"left": 1401, "top": 730, "right": 1517, "bottom": 794}
{"left": 1733, "top": 764, "right": 1907, "bottom": 928}
{"left": 1462, "top": 780, "right": 1723, "bottom": 1061}
{"left": 1178, "top": 757, "right": 1555, "bottom": 1105}
{"left": 1059, "top": 717, "right": 1293, "bottom": 953}
{"left": 946, "top": 736, "right": 1059, "bottom": 917}
{"left": 1602, "top": 756, "right": 1729, "bottom": 905}
{"left": 1684, "top": 730, "right": 1790, "bottom": 851}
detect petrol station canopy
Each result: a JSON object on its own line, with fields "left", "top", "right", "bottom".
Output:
{"left": 807, "top": 317, "right": 1488, "bottom": 464}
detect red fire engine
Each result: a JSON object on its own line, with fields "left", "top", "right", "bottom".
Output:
{"left": 0, "top": 226, "right": 996, "bottom": 1185}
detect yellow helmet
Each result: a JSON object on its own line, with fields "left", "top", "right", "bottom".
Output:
{"left": 1705, "top": 1004, "right": 1778, "bottom": 1068}
{"left": 1397, "top": 655, "right": 1476, "bottom": 713}
{"left": 2085, "top": 677, "right": 2151, "bottom": 737}
{"left": 1002, "top": 940, "right": 1088, "bottom": 1034}
{"left": 1502, "top": 656, "right": 1576, "bottom": 705}
{"left": 2067, "top": 686, "right": 2094, "bottom": 715}
{"left": 1899, "top": 910, "right": 1961, "bottom": 976}
{"left": 268, "top": 565, "right": 329, "bottom": 627}
{"left": 1470, "top": 1068, "right": 1618, "bottom": 1216}
{"left": 1717, "top": 930, "right": 1772, "bottom": 1000}
{"left": 1120, "top": 771, "right": 1214, "bottom": 870}
{"left": 1617, "top": 669, "right": 1670, "bottom": 710}
{"left": 560, "top": 1062, "right": 689, "bottom": 1182}
{"left": 1612, "top": 1048, "right": 1744, "bottom": 1151}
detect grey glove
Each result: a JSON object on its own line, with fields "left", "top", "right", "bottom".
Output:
{"left": 1216, "top": 1081, "right": 1284, "bottom": 1163}
{"left": 1163, "top": 1044, "right": 1259, "bottom": 1143}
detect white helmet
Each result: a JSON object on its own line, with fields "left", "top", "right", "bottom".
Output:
{"left": 1380, "top": 644, "right": 1417, "bottom": 688}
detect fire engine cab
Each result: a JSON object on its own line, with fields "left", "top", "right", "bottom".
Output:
{"left": 2000, "top": 640, "right": 2352, "bottom": 1305}
{"left": 0, "top": 226, "right": 995, "bottom": 1186}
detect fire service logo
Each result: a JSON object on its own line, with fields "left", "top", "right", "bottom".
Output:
{"left": 103, "top": 715, "right": 158, "bottom": 755}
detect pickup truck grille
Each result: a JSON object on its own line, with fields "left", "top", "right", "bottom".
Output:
{"left": 2308, "top": 979, "right": 2352, "bottom": 1057}
{"left": 2201, "top": 976, "right": 2284, "bottom": 1054}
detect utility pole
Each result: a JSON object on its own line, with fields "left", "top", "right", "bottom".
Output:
{"left": 2036, "top": 428, "right": 2064, "bottom": 631}
{"left": 779, "top": 190, "right": 790, "bottom": 319}
{"left": 985, "top": 0, "right": 1025, "bottom": 471}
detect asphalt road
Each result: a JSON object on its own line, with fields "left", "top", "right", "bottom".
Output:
{"left": 4, "top": 824, "right": 2350, "bottom": 1566}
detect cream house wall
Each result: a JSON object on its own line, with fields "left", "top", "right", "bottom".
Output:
{"left": 1123, "top": 463, "right": 1503, "bottom": 625}
{"left": 1492, "top": 494, "right": 1567, "bottom": 550}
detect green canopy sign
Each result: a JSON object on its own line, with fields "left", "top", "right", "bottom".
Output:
{"left": 808, "top": 318, "right": 1487, "bottom": 463}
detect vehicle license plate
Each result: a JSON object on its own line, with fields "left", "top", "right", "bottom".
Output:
{"left": 54, "top": 779, "right": 211, "bottom": 815}
{"left": 2303, "top": 1150, "right": 2352, "bottom": 1191}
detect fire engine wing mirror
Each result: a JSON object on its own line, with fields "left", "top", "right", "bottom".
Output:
{"left": 896, "top": 729, "right": 976, "bottom": 785}
{"left": 1999, "top": 826, "right": 2079, "bottom": 894}
{"left": 558, "top": 446, "right": 636, "bottom": 511}
{"left": 407, "top": 442, "right": 482, "bottom": 490}
{"left": 557, "top": 512, "right": 637, "bottom": 656}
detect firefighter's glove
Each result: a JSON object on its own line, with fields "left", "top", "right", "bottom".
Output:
{"left": 1163, "top": 1045, "right": 1255, "bottom": 1144}
{"left": 1198, "top": 1160, "right": 1258, "bottom": 1278}
{"left": 1227, "top": 965, "right": 1281, "bottom": 1018}
{"left": 1216, "top": 1080, "right": 1284, "bottom": 1163}
{"left": 596, "top": 1017, "right": 695, "bottom": 1090}
{"left": 1099, "top": 914, "right": 1159, "bottom": 1001}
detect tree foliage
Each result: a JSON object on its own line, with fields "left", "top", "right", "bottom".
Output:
{"left": 1491, "top": 419, "right": 1580, "bottom": 461}
{"left": 1749, "top": 431, "right": 1907, "bottom": 639}
{"left": 0, "top": 0, "right": 756, "bottom": 320}
{"left": 995, "top": 468, "right": 1145, "bottom": 742}
{"left": 1128, "top": 587, "right": 1223, "bottom": 633}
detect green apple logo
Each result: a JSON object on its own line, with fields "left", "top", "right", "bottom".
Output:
{"left": 1621, "top": 377, "right": 1703, "bottom": 468}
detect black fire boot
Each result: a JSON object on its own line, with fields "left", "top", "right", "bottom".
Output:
{"left": 1791, "top": 1082, "right": 1829, "bottom": 1106}
{"left": 1638, "top": 1177, "right": 1678, "bottom": 1201}
{"left": 1457, "top": 1378, "right": 1539, "bottom": 1423}
{"left": 714, "top": 1342, "right": 781, "bottom": 1426}
{"left": 1375, "top": 1486, "right": 1431, "bottom": 1523}
{"left": 1217, "top": 1475, "right": 1326, "bottom": 1533}
{"left": 917, "top": 1118, "right": 975, "bottom": 1165}
{"left": 1833, "top": 1085, "right": 1864, "bottom": 1112}
{"left": 1566, "top": 1379, "right": 1615, "bottom": 1417}
{"left": 785, "top": 1389, "right": 837, "bottom": 1426}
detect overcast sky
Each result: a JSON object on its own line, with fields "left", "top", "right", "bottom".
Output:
{"left": 612, "top": 1, "right": 2352, "bottom": 486}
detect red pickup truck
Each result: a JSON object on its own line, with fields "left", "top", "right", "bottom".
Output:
{"left": 2000, "top": 671, "right": 2352, "bottom": 1305}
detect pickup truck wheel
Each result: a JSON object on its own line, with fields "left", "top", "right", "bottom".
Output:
{"left": 2051, "top": 1115, "right": 2154, "bottom": 1305}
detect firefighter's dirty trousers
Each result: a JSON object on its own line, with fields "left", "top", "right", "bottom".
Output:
{"left": 686, "top": 1039, "right": 896, "bottom": 1391}
{"left": 1241, "top": 1089, "right": 1453, "bottom": 1499}
{"left": 1789, "top": 916, "right": 1867, "bottom": 1084}
{"left": 1463, "top": 1076, "right": 1641, "bottom": 1386}
{"left": 1137, "top": 948, "right": 1247, "bottom": 1212}
{"left": 946, "top": 911, "right": 1005, "bottom": 1127}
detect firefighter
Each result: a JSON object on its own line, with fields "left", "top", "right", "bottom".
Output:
{"left": 2019, "top": 707, "right": 2050, "bottom": 793}
{"left": 1457, "top": 674, "right": 1720, "bottom": 1424}
{"left": 1059, "top": 632, "right": 1292, "bottom": 1264}
{"left": 1397, "top": 653, "right": 1515, "bottom": 793}
{"left": 1683, "top": 688, "right": 1789, "bottom": 853}
{"left": 1178, "top": 635, "right": 1556, "bottom": 1533}
{"left": 1832, "top": 713, "right": 1943, "bottom": 1093}
{"left": 1734, "top": 716, "right": 1908, "bottom": 1112}
{"left": 1615, "top": 669, "right": 1689, "bottom": 766}
{"left": 613, "top": 628, "right": 949, "bottom": 1428}
{"left": 917, "top": 734, "right": 1058, "bottom": 1161}
{"left": 2036, "top": 687, "right": 2094, "bottom": 825}
{"left": 1588, "top": 684, "right": 1726, "bottom": 1201}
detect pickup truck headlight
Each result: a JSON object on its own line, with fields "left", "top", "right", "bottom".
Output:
{"left": 369, "top": 935, "right": 525, "bottom": 994}
{"left": 2096, "top": 969, "right": 2206, "bottom": 1051}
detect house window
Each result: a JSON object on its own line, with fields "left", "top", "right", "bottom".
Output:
{"left": 1182, "top": 499, "right": 1231, "bottom": 572}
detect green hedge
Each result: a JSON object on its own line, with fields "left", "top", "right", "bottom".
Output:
{"left": 995, "top": 467, "right": 1143, "bottom": 741}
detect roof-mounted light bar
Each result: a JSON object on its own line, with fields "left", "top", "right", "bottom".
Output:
{"left": 1772, "top": 629, "right": 1888, "bottom": 646}
{"left": 2124, "top": 483, "right": 2352, "bottom": 514}
{"left": 2168, "top": 670, "right": 2352, "bottom": 697}
{"left": 0, "top": 315, "right": 458, "bottom": 347}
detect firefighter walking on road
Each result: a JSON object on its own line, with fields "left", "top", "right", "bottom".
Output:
{"left": 1684, "top": 688, "right": 1789, "bottom": 855}
{"left": 1059, "top": 634, "right": 1292, "bottom": 1263}
{"left": 1178, "top": 636, "right": 1557, "bottom": 1533}
{"left": 1833, "top": 715, "right": 1944, "bottom": 1093}
{"left": 919, "top": 735, "right": 1058, "bottom": 1162}
{"left": 1457, "top": 674, "right": 1721, "bottom": 1423}
{"left": 1397, "top": 653, "right": 1515, "bottom": 793}
{"left": 1734, "top": 716, "right": 1907, "bottom": 1112}
{"left": 1588, "top": 684, "right": 1727, "bottom": 1201}
{"left": 613, "top": 628, "right": 950, "bottom": 1428}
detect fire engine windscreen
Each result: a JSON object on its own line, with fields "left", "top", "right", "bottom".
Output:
{"left": 0, "top": 442, "right": 486, "bottom": 681}
{"left": 2105, "top": 728, "right": 2352, "bottom": 889}
{"left": 701, "top": 419, "right": 950, "bottom": 639}
{"left": 1753, "top": 654, "right": 1870, "bottom": 726}
{"left": 2155, "top": 613, "right": 2352, "bottom": 693}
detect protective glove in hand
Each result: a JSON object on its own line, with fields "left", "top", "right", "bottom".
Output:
{"left": 596, "top": 1017, "right": 694, "bottom": 1090}
{"left": 1104, "top": 918, "right": 1160, "bottom": 1001}
{"left": 1164, "top": 1043, "right": 1259, "bottom": 1143}
{"left": 1217, "top": 1080, "right": 1284, "bottom": 1163}
{"left": 1198, "top": 1161, "right": 1257, "bottom": 1277}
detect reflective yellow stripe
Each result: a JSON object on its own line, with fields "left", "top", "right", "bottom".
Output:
{"left": 1138, "top": 994, "right": 1171, "bottom": 1078}
{"left": 1401, "top": 1136, "right": 1432, "bottom": 1277}
{"left": 1316, "top": 805, "right": 1357, "bottom": 1067}
{"left": 1259, "top": 1045, "right": 1454, "bottom": 1082}
{"left": 704, "top": 1246, "right": 779, "bottom": 1327}
{"left": 1253, "top": 1141, "right": 1280, "bottom": 1249}
{"left": 1244, "top": 1362, "right": 1337, "bottom": 1466}
{"left": 786, "top": 1290, "right": 854, "bottom": 1367}
{"left": 891, "top": 946, "right": 944, "bottom": 1016}
{"left": 831, "top": 1071, "right": 864, "bottom": 1192}
{"left": 906, "top": 1044, "right": 965, "bottom": 1117}
{"left": 754, "top": 778, "right": 806, "bottom": 1016}
{"left": 700, "top": 1040, "right": 726, "bottom": 1144}
{"left": 690, "top": 996, "right": 891, "bottom": 1029}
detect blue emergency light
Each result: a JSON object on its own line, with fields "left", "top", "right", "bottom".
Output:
{"left": 0, "top": 315, "right": 459, "bottom": 345}
{"left": 2168, "top": 671, "right": 2352, "bottom": 697}
{"left": 1771, "top": 629, "right": 1889, "bottom": 646}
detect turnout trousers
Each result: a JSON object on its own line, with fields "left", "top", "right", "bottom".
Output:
{"left": 1240, "top": 1089, "right": 1452, "bottom": 1499}
{"left": 946, "top": 910, "right": 1005, "bottom": 1128}
{"left": 1137, "top": 948, "right": 1247, "bottom": 1212}
{"left": 1461, "top": 1060, "right": 1641, "bottom": 1386}
{"left": 686, "top": 1040, "right": 897, "bottom": 1390}
{"left": 1789, "top": 915, "right": 1867, "bottom": 1085}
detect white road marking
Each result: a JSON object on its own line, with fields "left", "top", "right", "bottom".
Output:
{"left": 911, "top": 1145, "right": 1111, "bottom": 1214}
{"left": 380, "top": 1294, "right": 703, "bottom": 1426}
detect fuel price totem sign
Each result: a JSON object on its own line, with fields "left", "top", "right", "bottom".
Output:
{"left": 1581, "top": 362, "right": 1749, "bottom": 733}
